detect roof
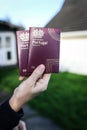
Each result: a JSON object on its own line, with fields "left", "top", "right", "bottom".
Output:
{"left": 46, "top": 0, "right": 87, "bottom": 32}
{"left": 0, "top": 20, "right": 24, "bottom": 31}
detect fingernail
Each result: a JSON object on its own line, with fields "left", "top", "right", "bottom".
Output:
{"left": 39, "top": 64, "right": 45, "bottom": 71}
{"left": 19, "top": 76, "right": 24, "bottom": 81}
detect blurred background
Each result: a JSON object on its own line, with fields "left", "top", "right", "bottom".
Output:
{"left": 0, "top": 0, "right": 87, "bottom": 130}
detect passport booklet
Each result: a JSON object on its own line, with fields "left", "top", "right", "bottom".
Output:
{"left": 16, "top": 30, "right": 29, "bottom": 76}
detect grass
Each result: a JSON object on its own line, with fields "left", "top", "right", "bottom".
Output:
{"left": 0, "top": 66, "right": 87, "bottom": 130}
{"left": 0, "top": 66, "right": 21, "bottom": 92}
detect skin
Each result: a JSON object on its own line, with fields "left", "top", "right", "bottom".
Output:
{"left": 9, "top": 64, "right": 51, "bottom": 112}
{"left": 13, "top": 121, "right": 26, "bottom": 130}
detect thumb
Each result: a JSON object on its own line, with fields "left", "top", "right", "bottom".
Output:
{"left": 29, "top": 64, "right": 45, "bottom": 82}
{"left": 18, "top": 120, "right": 26, "bottom": 130}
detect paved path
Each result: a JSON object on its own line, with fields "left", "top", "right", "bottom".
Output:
{"left": 23, "top": 105, "right": 62, "bottom": 130}
{"left": 0, "top": 90, "right": 62, "bottom": 130}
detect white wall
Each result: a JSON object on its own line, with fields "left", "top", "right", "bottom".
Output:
{"left": 0, "top": 32, "right": 17, "bottom": 66}
{"left": 60, "top": 31, "right": 87, "bottom": 75}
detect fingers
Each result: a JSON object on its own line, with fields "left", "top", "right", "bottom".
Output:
{"left": 33, "top": 73, "right": 51, "bottom": 93}
{"left": 42, "top": 74, "right": 51, "bottom": 82}
{"left": 19, "top": 76, "right": 25, "bottom": 81}
{"left": 18, "top": 120, "right": 26, "bottom": 130}
{"left": 13, "top": 120, "right": 26, "bottom": 130}
{"left": 28, "top": 64, "right": 45, "bottom": 82}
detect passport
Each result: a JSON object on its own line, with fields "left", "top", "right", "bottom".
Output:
{"left": 28, "top": 27, "right": 60, "bottom": 73}
{"left": 16, "top": 30, "right": 30, "bottom": 76}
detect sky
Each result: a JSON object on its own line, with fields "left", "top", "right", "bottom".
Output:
{"left": 0, "top": 0, "right": 64, "bottom": 29}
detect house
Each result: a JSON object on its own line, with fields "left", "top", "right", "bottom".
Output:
{"left": 0, "top": 20, "right": 24, "bottom": 66}
{"left": 46, "top": 0, "right": 87, "bottom": 75}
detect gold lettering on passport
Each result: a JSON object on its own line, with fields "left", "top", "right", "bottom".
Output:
{"left": 22, "top": 69, "right": 27, "bottom": 72}
{"left": 19, "top": 32, "right": 29, "bottom": 41}
{"left": 31, "top": 66, "right": 35, "bottom": 69}
{"left": 21, "top": 43, "right": 29, "bottom": 49}
{"left": 32, "top": 29, "right": 44, "bottom": 38}
{"left": 31, "top": 29, "right": 48, "bottom": 46}
{"left": 19, "top": 32, "right": 29, "bottom": 49}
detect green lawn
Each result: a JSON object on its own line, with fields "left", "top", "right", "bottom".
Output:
{"left": 0, "top": 66, "right": 87, "bottom": 130}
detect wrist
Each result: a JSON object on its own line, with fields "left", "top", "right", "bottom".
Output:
{"left": 9, "top": 95, "right": 21, "bottom": 112}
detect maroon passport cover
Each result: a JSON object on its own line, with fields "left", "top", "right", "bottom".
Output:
{"left": 28, "top": 27, "right": 60, "bottom": 73}
{"left": 16, "top": 30, "right": 29, "bottom": 76}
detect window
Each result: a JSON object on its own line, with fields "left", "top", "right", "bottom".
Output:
{"left": 7, "top": 51, "right": 11, "bottom": 60}
{"left": 5, "top": 37, "right": 11, "bottom": 48}
{"left": 0, "top": 37, "right": 2, "bottom": 48}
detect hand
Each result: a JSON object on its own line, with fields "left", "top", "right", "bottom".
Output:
{"left": 13, "top": 120, "right": 26, "bottom": 130}
{"left": 9, "top": 64, "right": 51, "bottom": 112}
